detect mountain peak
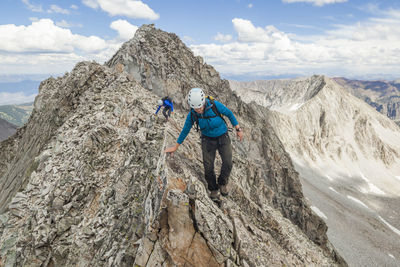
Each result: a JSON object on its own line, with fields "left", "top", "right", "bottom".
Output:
{"left": 230, "top": 74, "right": 327, "bottom": 114}
{"left": 0, "top": 27, "right": 345, "bottom": 266}
{"left": 106, "top": 24, "right": 225, "bottom": 109}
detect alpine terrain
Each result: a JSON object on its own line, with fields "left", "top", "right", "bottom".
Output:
{"left": 0, "top": 118, "right": 17, "bottom": 142}
{"left": 0, "top": 25, "right": 346, "bottom": 266}
{"left": 333, "top": 77, "right": 400, "bottom": 126}
{"left": 0, "top": 103, "right": 34, "bottom": 127}
{"left": 230, "top": 77, "right": 400, "bottom": 266}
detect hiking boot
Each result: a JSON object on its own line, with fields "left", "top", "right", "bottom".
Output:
{"left": 210, "top": 190, "right": 220, "bottom": 201}
{"left": 220, "top": 184, "right": 229, "bottom": 197}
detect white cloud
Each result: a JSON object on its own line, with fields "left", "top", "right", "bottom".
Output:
{"left": 82, "top": 0, "right": 98, "bottom": 9}
{"left": 232, "top": 18, "right": 292, "bottom": 49}
{"left": 70, "top": 4, "right": 79, "bottom": 10}
{"left": 0, "top": 92, "right": 37, "bottom": 105}
{"left": 110, "top": 20, "right": 138, "bottom": 41}
{"left": 47, "top": 5, "right": 70, "bottom": 14}
{"left": 0, "top": 19, "right": 107, "bottom": 53}
{"left": 191, "top": 13, "right": 400, "bottom": 79}
{"left": 56, "top": 20, "right": 83, "bottom": 28}
{"left": 282, "top": 0, "right": 347, "bottom": 6}
{"left": 29, "top": 17, "right": 39, "bottom": 22}
{"left": 248, "top": 4, "right": 253, "bottom": 8}
{"left": 22, "top": 0, "right": 44, "bottom": 12}
{"left": 82, "top": 0, "right": 159, "bottom": 20}
{"left": 214, "top": 33, "right": 233, "bottom": 42}
{"left": 0, "top": 19, "right": 124, "bottom": 76}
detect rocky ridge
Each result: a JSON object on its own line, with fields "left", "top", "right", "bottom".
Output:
{"left": 230, "top": 76, "right": 400, "bottom": 266}
{"left": 0, "top": 25, "right": 344, "bottom": 266}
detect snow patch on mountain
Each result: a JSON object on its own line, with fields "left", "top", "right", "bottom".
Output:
{"left": 329, "top": 187, "right": 339, "bottom": 194}
{"left": 359, "top": 172, "right": 386, "bottom": 195}
{"left": 378, "top": 216, "right": 400, "bottom": 237}
{"left": 311, "top": 206, "right": 328, "bottom": 220}
{"left": 231, "top": 75, "right": 400, "bottom": 266}
{"left": 346, "top": 195, "right": 370, "bottom": 210}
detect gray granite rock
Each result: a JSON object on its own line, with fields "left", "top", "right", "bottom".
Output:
{"left": 0, "top": 25, "right": 345, "bottom": 266}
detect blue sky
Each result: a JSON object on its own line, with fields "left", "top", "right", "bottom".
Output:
{"left": 1, "top": 0, "right": 400, "bottom": 104}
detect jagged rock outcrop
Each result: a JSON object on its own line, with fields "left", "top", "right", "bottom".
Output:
{"left": 0, "top": 25, "right": 344, "bottom": 266}
{"left": 0, "top": 118, "right": 17, "bottom": 142}
{"left": 230, "top": 76, "right": 400, "bottom": 266}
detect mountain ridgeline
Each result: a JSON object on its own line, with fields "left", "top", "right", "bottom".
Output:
{"left": 0, "top": 25, "right": 345, "bottom": 266}
{"left": 230, "top": 76, "right": 400, "bottom": 266}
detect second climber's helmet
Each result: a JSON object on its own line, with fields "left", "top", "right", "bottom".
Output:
{"left": 188, "top": 88, "right": 205, "bottom": 109}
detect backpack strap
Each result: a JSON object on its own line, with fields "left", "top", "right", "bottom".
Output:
{"left": 207, "top": 97, "right": 228, "bottom": 127}
{"left": 190, "top": 97, "right": 228, "bottom": 132}
{"left": 190, "top": 110, "right": 200, "bottom": 132}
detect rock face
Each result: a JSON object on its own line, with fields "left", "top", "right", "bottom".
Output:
{"left": 0, "top": 118, "right": 17, "bottom": 142}
{"left": 0, "top": 25, "right": 344, "bottom": 266}
{"left": 333, "top": 77, "right": 400, "bottom": 126}
{"left": 230, "top": 76, "right": 400, "bottom": 266}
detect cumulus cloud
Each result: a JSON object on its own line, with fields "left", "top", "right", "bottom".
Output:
{"left": 0, "top": 92, "right": 37, "bottom": 105}
{"left": 82, "top": 0, "right": 159, "bottom": 20}
{"left": 233, "top": 18, "right": 292, "bottom": 49}
{"left": 191, "top": 13, "right": 400, "bottom": 79}
{"left": 47, "top": 5, "right": 70, "bottom": 14}
{"left": 110, "top": 20, "right": 138, "bottom": 41}
{"left": 0, "top": 19, "right": 107, "bottom": 53}
{"left": 0, "top": 19, "right": 124, "bottom": 75}
{"left": 282, "top": 0, "right": 347, "bottom": 6}
{"left": 22, "top": 0, "right": 43, "bottom": 12}
{"left": 70, "top": 4, "right": 79, "bottom": 10}
{"left": 214, "top": 33, "right": 232, "bottom": 42}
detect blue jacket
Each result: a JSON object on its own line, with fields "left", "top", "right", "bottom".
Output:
{"left": 177, "top": 99, "right": 238, "bottom": 144}
{"left": 155, "top": 99, "right": 174, "bottom": 114}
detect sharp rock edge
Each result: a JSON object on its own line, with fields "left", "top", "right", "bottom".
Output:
{"left": 0, "top": 24, "right": 345, "bottom": 267}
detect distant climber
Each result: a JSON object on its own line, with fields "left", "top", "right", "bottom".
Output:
{"left": 155, "top": 96, "right": 174, "bottom": 121}
{"left": 165, "top": 88, "right": 243, "bottom": 201}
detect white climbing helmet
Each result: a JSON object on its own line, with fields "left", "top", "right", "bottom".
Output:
{"left": 188, "top": 88, "right": 205, "bottom": 109}
{"left": 158, "top": 99, "right": 163, "bottom": 106}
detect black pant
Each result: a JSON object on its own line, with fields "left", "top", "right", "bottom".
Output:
{"left": 201, "top": 133, "right": 233, "bottom": 191}
{"left": 162, "top": 106, "right": 171, "bottom": 119}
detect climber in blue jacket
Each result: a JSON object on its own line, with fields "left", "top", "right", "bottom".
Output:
{"left": 155, "top": 97, "right": 174, "bottom": 121}
{"left": 165, "top": 88, "right": 243, "bottom": 201}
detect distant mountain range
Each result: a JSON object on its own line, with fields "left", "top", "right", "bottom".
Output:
{"left": 230, "top": 76, "right": 400, "bottom": 266}
{"left": 0, "top": 102, "right": 33, "bottom": 126}
{"left": 333, "top": 77, "right": 400, "bottom": 126}
{"left": 0, "top": 117, "right": 17, "bottom": 142}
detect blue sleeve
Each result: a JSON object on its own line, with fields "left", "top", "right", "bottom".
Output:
{"left": 177, "top": 112, "right": 194, "bottom": 144}
{"left": 215, "top": 100, "right": 238, "bottom": 127}
{"left": 155, "top": 105, "right": 161, "bottom": 114}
